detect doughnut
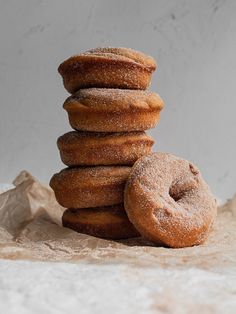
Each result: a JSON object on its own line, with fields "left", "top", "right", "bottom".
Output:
{"left": 57, "top": 131, "right": 154, "bottom": 166}
{"left": 58, "top": 47, "right": 156, "bottom": 93}
{"left": 63, "top": 88, "right": 164, "bottom": 132}
{"left": 50, "top": 166, "right": 131, "bottom": 208}
{"left": 124, "top": 152, "right": 217, "bottom": 248}
{"left": 62, "top": 204, "right": 140, "bottom": 240}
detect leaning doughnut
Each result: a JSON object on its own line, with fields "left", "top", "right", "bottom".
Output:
{"left": 124, "top": 152, "right": 217, "bottom": 248}
{"left": 63, "top": 88, "right": 164, "bottom": 132}
{"left": 58, "top": 47, "right": 156, "bottom": 93}
{"left": 57, "top": 131, "right": 154, "bottom": 166}
{"left": 62, "top": 204, "right": 139, "bottom": 240}
{"left": 50, "top": 166, "right": 131, "bottom": 208}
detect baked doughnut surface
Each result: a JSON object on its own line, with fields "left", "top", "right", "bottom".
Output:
{"left": 58, "top": 47, "right": 156, "bottom": 93}
{"left": 62, "top": 204, "right": 139, "bottom": 240}
{"left": 63, "top": 88, "right": 164, "bottom": 132}
{"left": 50, "top": 166, "right": 131, "bottom": 208}
{"left": 124, "top": 152, "right": 217, "bottom": 248}
{"left": 57, "top": 131, "right": 154, "bottom": 166}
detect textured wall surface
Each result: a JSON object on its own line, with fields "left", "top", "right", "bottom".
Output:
{"left": 0, "top": 0, "right": 235, "bottom": 201}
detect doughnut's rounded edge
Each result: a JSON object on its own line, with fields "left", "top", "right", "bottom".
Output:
{"left": 50, "top": 166, "right": 131, "bottom": 208}
{"left": 62, "top": 204, "right": 140, "bottom": 240}
{"left": 57, "top": 131, "right": 154, "bottom": 166}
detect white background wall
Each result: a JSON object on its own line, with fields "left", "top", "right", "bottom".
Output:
{"left": 0, "top": 0, "right": 235, "bottom": 201}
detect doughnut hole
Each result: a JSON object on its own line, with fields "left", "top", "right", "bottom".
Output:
{"left": 169, "top": 176, "right": 199, "bottom": 203}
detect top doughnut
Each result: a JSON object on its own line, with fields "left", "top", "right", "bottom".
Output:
{"left": 58, "top": 47, "right": 157, "bottom": 93}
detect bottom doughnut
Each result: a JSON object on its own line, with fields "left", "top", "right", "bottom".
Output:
{"left": 62, "top": 204, "right": 140, "bottom": 240}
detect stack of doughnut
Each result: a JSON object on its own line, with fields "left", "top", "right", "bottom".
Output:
{"left": 50, "top": 47, "right": 164, "bottom": 240}
{"left": 50, "top": 47, "right": 217, "bottom": 248}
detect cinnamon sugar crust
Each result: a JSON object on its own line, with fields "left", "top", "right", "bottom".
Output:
{"left": 58, "top": 47, "right": 157, "bottom": 93}
{"left": 64, "top": 88, "right": 163, "bottom": 110}
{"left": 57, "top": 131, "right": 154, "bottom": 166}
{"left": 63, "top": 88, "right": 164, "bottom": 132}
{"left": 62, "top": 204, "right": 140, "bottom": 240}
{"left": 83, "top": 47, "right": 156, "bottom": 68}
{"left": 50, "top": 166, "right": 131, "bottom": 208}
{"left": 124, "top": 152, "right": 217, "bottom": 248}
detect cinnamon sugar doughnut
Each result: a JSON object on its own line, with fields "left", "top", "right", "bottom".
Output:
{"left": 50, "top": 166, "right": 131, "bottom": 208}
{"left": 62, "top": 204, "right": 139, "bottom": 240}
{"left": 58, "top": 47, "right": 156, "bottom": 93}
{"left": 124, "top": 152, "right": 217, "bottom": 248}
{"left": 63, "top": 88, "right": 164, "bottom": 132}
{"left": 57, "top": 131, "right": 154, "bottom": 166}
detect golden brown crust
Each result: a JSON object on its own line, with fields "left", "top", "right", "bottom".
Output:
{"left": 50, "top": 166, "right": 131, "bottom": 208}
{"left": 57, "top": 131, "right": 154, "bottom": 166}
{"left": 58, "top": 47, "right": 157, "bottom": 93}
{"left": 62, "top": 204, "right": 140, "bottom": 240}
{"left": 63, "top": 88, "right": 164, "bottom": 132}
{"left": 124, "top": 152, "right": 217, "bottom": 248}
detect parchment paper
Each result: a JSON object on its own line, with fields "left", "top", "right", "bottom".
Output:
{"left": 0, "top": 171, "right": 235, "bottom": 269}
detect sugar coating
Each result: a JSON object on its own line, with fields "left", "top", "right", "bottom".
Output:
{"left": 57, "top": 131, "right": 154, "bottom": 166}
{"left": 63, "top": 204, "right": 140, "bottom": 239}
{"left": 83, "top": 47, "right": 157, "bottom": 68}
{"left": 63, "top": 88, "right": 164, "bottom": 132}
{"left": 50, "top": 166, "right": 132, "bottom": 208}
{"left": 125, "top": 152, "right": 217, "bottom": 248}
{"left": 51, "top": 166, "right": 131, "bottom": 189}
{"left": 58, "top": 47, "right": 158, "bottom": 93}
{"left": 57, "top": 131, "right": 150, "bottom": 143}
{"left": 64, "top": 88, "right": 164, "bottom": 110}
{"left": 64, "top": 205, "right": 130, "bottom": 224}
